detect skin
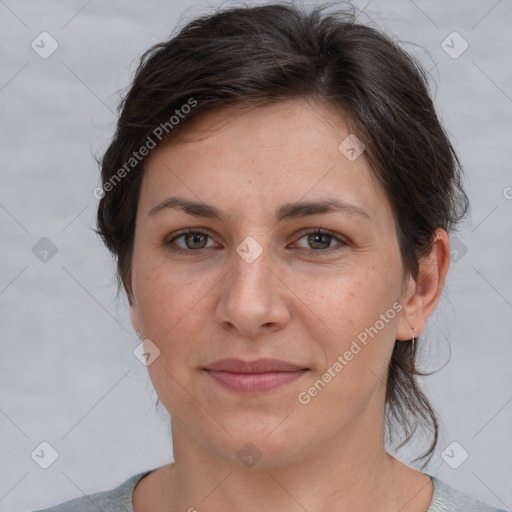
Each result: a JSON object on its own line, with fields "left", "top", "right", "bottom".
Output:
{"left": 129, "top": 97, "right": 450, "bottom": 512}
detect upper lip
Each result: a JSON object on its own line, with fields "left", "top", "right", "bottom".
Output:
{"left": 204, "top": 358, "right": 308, "bottom": 373}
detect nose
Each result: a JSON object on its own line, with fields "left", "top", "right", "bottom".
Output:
{"left": 215, "top": 245, "right": 291, "bottom": 338}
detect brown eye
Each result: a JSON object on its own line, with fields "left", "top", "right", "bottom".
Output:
{"left": 306, "top": 232, "right": 333, "bottom": 250}
{"left": 166, "top": 229, "right": 217, "bottom": 253}
{"left": 293, "top": 229, "right": 346, "bottom": 255}
{"left": 181, "top": 232, "right": 209, "bottom": 250}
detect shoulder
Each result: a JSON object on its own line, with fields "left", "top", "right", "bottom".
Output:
{"left": 28, "top": 470, "right": 153, "bottom": 512}
{"left": 430, "top": 476, "right": 508, "bottom": 512}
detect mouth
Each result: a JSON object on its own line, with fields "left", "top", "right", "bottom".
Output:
{"left": 203, "top": 358, "right": 309, "bottom": 393}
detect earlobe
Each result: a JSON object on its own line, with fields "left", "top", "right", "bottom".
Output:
{"left": 129, "top": 294, "right": 141, "bottom": 334}
{"left": 396, "top": 228, "right": 451, "bottom": 341}
{"left": 396, "top": 273, "right": 420, "bottom": 341}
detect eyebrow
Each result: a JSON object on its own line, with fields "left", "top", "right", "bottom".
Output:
{"left": 148, "top": 196, "right": 371, "bottom": 222}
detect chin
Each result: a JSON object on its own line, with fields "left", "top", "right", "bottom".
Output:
{"left": 205, "top": 419, "right": 311, "bottom": 470}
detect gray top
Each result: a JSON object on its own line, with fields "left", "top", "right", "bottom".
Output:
{"left": 31, "top": 470, "right": 508, "bottom": 512}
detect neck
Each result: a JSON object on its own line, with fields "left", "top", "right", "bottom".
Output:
{"left": 161, "top": 421, "right": 405, "bottom": 512}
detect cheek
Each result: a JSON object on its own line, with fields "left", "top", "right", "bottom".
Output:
{"left": 300, "top": 258, "right": 402, "bottom": 392}
{"left": 297, "top": 287, "right": 399, "bottom": 426}
{"left": 133, "top": 254, "right": 205, "bottom": 333}
{"left": 133, "top": 262, "right": 209, "bottom": 416}
{"left": 298, "top": 259, "right": 401, "bottom": 339}
{"left": 132, "top": 257, "right": 219, "bottom": 381}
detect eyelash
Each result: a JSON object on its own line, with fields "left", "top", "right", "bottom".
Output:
{"left": 165, "top": 228, "right": 347, "bottom": 256}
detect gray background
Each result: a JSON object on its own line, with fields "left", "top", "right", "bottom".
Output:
{"left": 1, "top": 1, "right": 511, "bottom": 510}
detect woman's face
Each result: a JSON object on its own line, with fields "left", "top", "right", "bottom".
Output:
{"left": 130, "top": 98, "right": 412, "bottom": 467}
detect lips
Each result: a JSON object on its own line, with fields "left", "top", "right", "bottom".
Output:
{"left": 204, "top": 358, "right": 308, "bottom": 373}
{"left": 203, "top": 358, "right": 309, "bottom": 393}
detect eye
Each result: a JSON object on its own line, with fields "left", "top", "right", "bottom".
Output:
{"left": 292, "top": 229, "right": 346, "bottom": 255}
{"left": 165, "top": 228, "right": 347, "bottom": 256}
{"left": 166, "top": 229, "right": 218, "bottom": 254}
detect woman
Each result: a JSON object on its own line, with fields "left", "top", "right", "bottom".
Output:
{"left": 33, "top": 3, "right": 505, "bottom": 511}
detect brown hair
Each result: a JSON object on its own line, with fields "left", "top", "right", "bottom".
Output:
{"left": 95, "top": 2, "right": 468, "bottom": 466}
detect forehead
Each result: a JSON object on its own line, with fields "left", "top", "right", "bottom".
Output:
{"left": 140, "top": 98, "right": 390, "bottom": 225}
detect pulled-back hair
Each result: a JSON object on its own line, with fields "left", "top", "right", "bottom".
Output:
{"left": 95, "top": 2, "right": 468, "bottom": 466}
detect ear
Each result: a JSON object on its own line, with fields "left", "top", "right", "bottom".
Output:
{"left": 129, "top": 292, "right": 141, "bottom": 335}
{"left": 396, "top": 228, "right": 451, "bottom": 341}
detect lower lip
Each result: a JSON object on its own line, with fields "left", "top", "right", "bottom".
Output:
{"left": 204, "top": 370, "right": 307, "bottom": 393}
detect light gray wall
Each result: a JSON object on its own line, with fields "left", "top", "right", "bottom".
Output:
{"left": 1, "top": 1, "right": 510, "bottom": 510}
